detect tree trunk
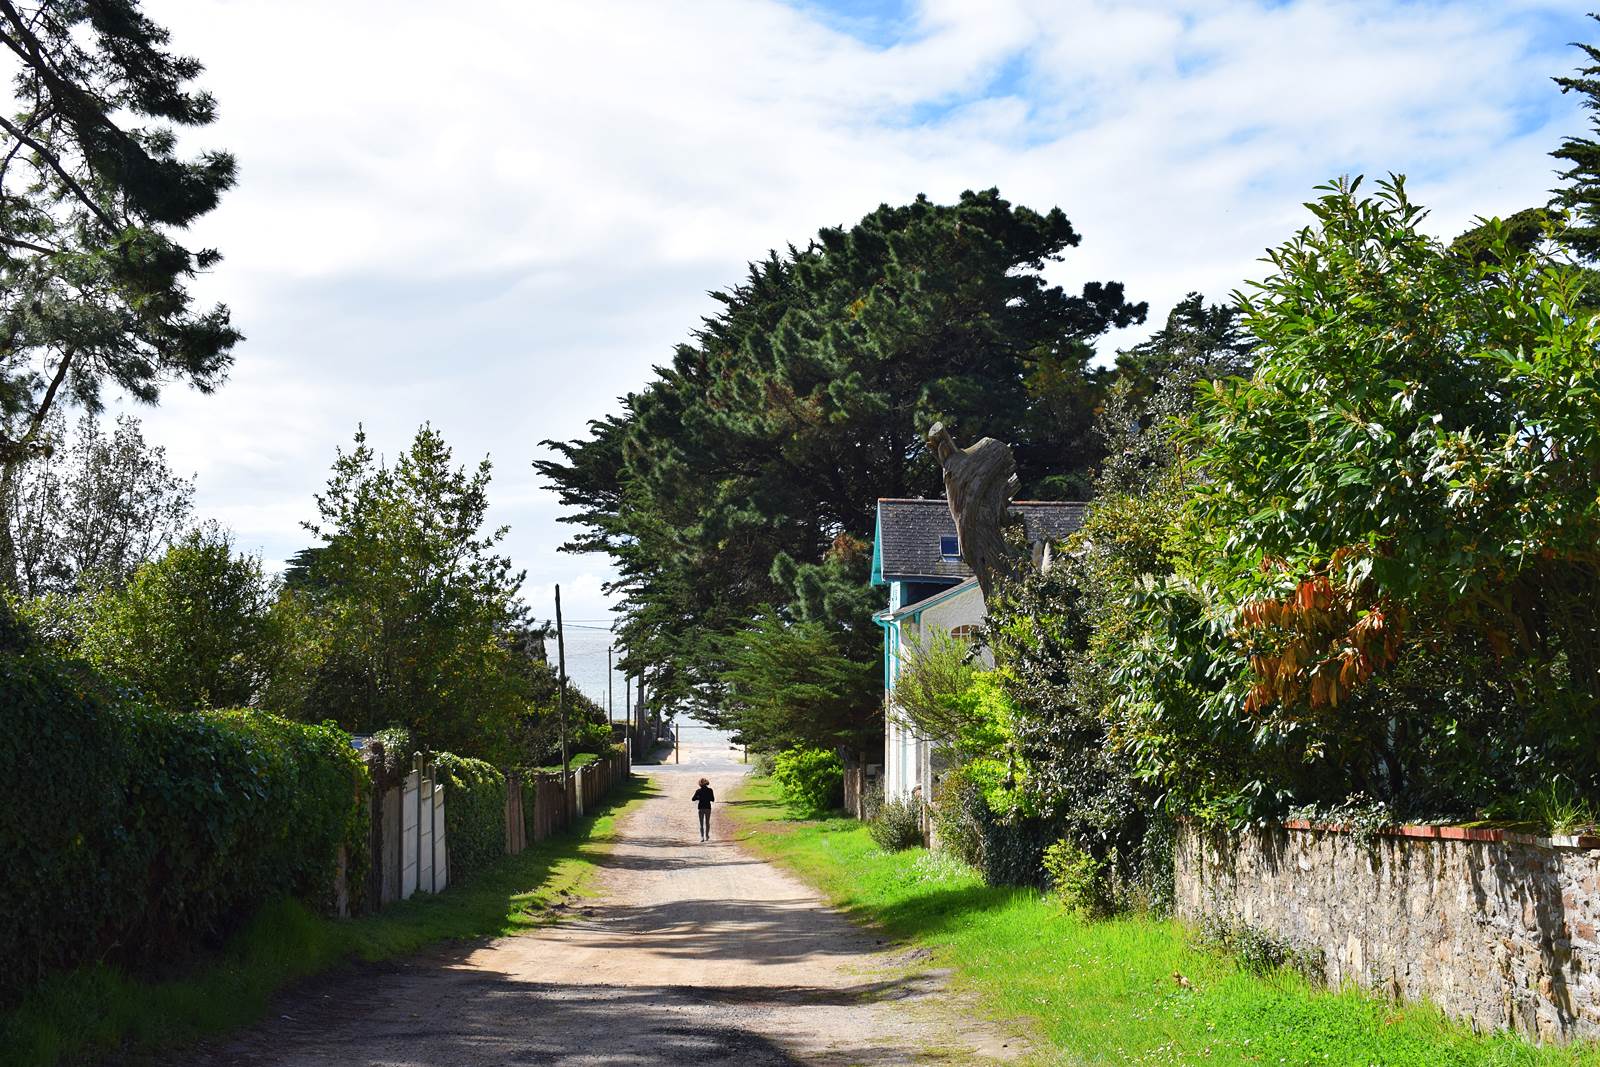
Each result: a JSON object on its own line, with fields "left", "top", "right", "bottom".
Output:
{"left": 0, "top": 459, "right": 20, "bottom": 594}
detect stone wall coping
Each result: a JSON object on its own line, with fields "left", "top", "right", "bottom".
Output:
{"left": 1278, "top": 817, "right": 1600, "bottom": 851}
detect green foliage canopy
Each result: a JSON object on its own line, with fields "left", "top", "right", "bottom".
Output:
{"left": 264, "top": 425, "right": 530, "bottom": 760}
{"left": 715, "top": 616, "right": 880, "bottom": 757}
{"left": 538, "top": 190, "right": 1143, "bottom": 742}
{"left": 0, "top": 0, "right": 239, "bottom": 584}
{"left": 77, "top": 525, "right": 277, "bottom": 711}
{"left": 1112, "top": 178, "right": 1600, "bottom": 823}
{"left": 8, "top": 410, "right": 193, "bottom": 598}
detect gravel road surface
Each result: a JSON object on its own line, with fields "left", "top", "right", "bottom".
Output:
{"left": 191, "top": 732, "right": 1025, "bottom": 1065}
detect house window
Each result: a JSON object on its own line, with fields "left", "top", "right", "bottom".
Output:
{"left": 939, "top": 534, "right": 960, "bottom": 561}
{"left": 950, "top": 624, "right": 977, "bottom": 642}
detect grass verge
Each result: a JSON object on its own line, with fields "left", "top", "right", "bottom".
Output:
{"left": 729, "top": 776, "right": 1600, "bottom": 1067}
{"left": 2, "top": 775, "right": 653, "bottom": 1067}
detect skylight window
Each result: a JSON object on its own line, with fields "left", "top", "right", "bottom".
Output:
{"left": 939, "top": 534, "right": 960, "bottom": 561}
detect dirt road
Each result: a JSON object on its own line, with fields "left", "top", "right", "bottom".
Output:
{"left": 195, "top": 734, "right": 1025, "bottom": 1065}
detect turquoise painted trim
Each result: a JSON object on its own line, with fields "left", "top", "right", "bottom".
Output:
{"left": 873, "top": 611, "right": 897, "bottom": 694}
{"left": 882, "top": 577, "right": 980, "bottom": 623}
{"left": 869, "top": 506, "right": 885, "bottom": 586}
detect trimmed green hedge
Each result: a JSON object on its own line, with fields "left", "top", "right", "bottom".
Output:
{"left": 433, "top": 752, "right": 505, "bottom": 884}
{"left": 1, "top": 646, "right": 367, "bottom": 1005}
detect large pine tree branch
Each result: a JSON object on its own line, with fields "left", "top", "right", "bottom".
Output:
{"left": 0, "top": 345, "right": 75, "bottom": 462}
{"left": 0, "top": 233, "right": 59, "bottom": 255}
{"left": 0, "top": 112, "right": 116, "bottom": 233}
{"left": 0, "top": 2, "right": 120, "bottom": 233}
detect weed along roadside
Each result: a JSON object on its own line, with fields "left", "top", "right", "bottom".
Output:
{"left": 730, "top": 776, "right": 1600, "bottom": 1067}
{"left": 0, "top": 776, "right": 651, "bottom": 1067}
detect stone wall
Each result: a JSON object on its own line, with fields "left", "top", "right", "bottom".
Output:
{"left": 1175, "top": 821, "right": 1600, "bottom": 1042}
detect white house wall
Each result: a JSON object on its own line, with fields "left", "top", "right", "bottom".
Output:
{"left": 883, "top": 581, "right": 988, "bottom": 803}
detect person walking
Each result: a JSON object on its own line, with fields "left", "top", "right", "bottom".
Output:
{"left": 692, "top": 778, "right": 715, "bottom": 842}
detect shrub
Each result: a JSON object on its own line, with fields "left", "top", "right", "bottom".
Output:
{"left": 367, "top": 725, "right": 416, "bottom": 784}
{"left": 860, "top": 783, "right": 884, "bottom": 821}
{"left": 1042, "top": 839, "right": 1110, "bottom": 918}
{"left": 977, "top": 810, "right": 1057, "bottom": 888}
{"left": 929, "top": 764, "right": 1053, "bottom": 886}
{"left": 0, "top": 643, "right": 367, "bottom": 1006}
{"left": 931, "top": 766, "right": 986, "bottom": 869}
{"left": 1195, "top": 916, "right": 1325, "bottom": 985}
{"left": 433, "top": 752, "right": 507, "bottom": 883}
{"left": 869, "top": 795, "right": 924, "bottom": 851}
{"left": 770, "top": 746, "right": 843, "bottom": 817}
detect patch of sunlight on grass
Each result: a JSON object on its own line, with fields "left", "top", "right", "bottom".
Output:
{"left": 730, "top": 775, "right": 1600, "bottom": 1067}
{"left": 0, "top": 776, "right": 655, "bottom": 1067}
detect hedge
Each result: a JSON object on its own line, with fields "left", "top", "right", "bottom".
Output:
{"left": 432, "top": 752, "right": 506, "bottom": 884}
{"left": 0, "top": 646, "right": 367, "bottom": 1005}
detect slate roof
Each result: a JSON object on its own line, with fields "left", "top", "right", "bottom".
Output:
{"left": 875, "top": 498, "right": 1088, "bottom": 581}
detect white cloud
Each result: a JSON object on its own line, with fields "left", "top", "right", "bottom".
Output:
{"left": 117, "top": 0, "right": 1590, "bottom": 624}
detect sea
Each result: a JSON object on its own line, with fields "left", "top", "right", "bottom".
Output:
{"left": 542, "top": 624, "right": 629, "bottom": 717}
{"left": 544, "top": 624, "right": 727, "bottom": 739}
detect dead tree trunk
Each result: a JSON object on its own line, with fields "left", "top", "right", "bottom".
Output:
{"left": 926, "top": 422, "right": 1022, "bottom": 600}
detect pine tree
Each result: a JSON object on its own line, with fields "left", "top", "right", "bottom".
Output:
{"left": 0, "top": 0, "right": 239, "bottom": 586}
{"left": 1553, "top": 15, "right": 1600, "bottom": 260}
{"left": 538, "top": 190, "right": 1143, "bottom": 747}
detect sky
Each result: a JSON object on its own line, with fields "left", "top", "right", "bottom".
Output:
{"left": 112, "top": 0, "right": 1592, "bottom": 626}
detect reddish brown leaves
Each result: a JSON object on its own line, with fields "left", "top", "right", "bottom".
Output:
{"left": 1239, "top": 559, "right": 1405, "bottom": 715}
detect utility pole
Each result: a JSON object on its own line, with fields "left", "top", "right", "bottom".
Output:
{"left": 637, "top": 674, "right": 647, "bottom": 757}
{"left": 555, "top": 585, "right": 570, "bottom": 825}
{"left": 607, "top": 645, "right": 614, "bottom": 725}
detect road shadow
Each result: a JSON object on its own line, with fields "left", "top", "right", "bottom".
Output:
{"left": 192, "top": 956, "right": 966, "bottom": 1066}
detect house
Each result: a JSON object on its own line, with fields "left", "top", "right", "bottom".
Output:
{"left": 870, "top": 497, "right": 1087, "bottom": 811}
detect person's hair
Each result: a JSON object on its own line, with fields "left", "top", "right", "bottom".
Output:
{"left": 698, "top": 778, "right": 709, "bottom": 786}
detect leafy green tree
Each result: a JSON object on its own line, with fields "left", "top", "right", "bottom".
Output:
{"left": 1116, "top": 177, "right": 1600, "bottom": 822}
{"left": 539, "top": 190, "right": 1143, "bottom": 735}
{"left": 1110, "top": 293, "right": 1252, "bottom": 406}
{"left": 77, "top": 525, "right": 276, "bottom": 710}
{"left": 0, "top": 0, "right": 239, "bottom": 586}
{"left": 8, "top": 409, "right": 193, "bottom": 596}
{"left": 970, "top": 293, "right": 1250, "bottom": 894}
{"left": 265, "top": 425, "right": 529, "bottom": 759}
{"left": 715, "top": 616, "right": 880, "bottom": 756}
{"left": 884, "top": 628, "right": 977, "bottom": 750}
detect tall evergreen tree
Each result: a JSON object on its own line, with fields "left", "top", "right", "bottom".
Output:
{"left": 1554, "top": 14, "right": 1600, "bottom": 260}
{"left": 0, "top": 0, "right": 239, "bottom": 587}
{"left": 539, "top": 190, "right": 1143, "bottom": 743}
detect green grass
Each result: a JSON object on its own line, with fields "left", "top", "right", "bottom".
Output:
{"left": 1, "top": 775, "right": 653, "bottom": 1067}
{"left": 729, "top": 777, "right": 1600, "bottom": 1067}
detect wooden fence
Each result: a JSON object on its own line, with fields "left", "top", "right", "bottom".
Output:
{"left": 843, "top": 764, "right": 882, "bottom": 820}
{"left": 365, "top": 746, "right": 631, "bottom": 908}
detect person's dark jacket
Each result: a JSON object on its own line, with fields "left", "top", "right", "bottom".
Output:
{"left": 692, "top": 786, "right": 714, "bottom": 810}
